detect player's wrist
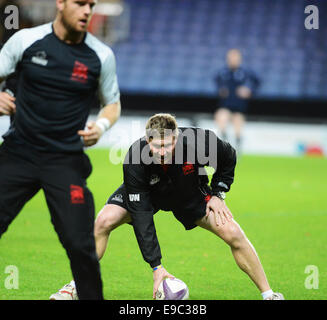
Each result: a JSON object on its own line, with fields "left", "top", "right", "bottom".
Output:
{"left": 153, "top": 265, "right": 163, "bottom": 272}
{"left": 211, "top": 191, "right": 226, "bottom": 201}
{"left": 95, "top": 117, "right": 111, "bottom": 134}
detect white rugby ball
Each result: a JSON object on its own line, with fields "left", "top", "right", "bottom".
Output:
{"left": 155, "top": 278, "right": 189, "bottom": 300}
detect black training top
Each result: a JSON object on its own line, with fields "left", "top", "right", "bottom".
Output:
{"left": 123, "top": 127, "right": 237, "bottom": 268}
{"left": 0, "top": 23, "right": 120, "bottom": 152}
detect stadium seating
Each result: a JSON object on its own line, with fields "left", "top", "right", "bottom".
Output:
{"left": 112, "top": 0, "right": 326, "bottom": 99}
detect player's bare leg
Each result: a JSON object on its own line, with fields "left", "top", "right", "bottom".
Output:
{"left": 231, "top": 112, "right": 245, "bottom": 154}
{"left": 214, "top": 107, "right": 231, "bottom": 141}
{"left": 94, "top": 204, "right": 132, "bottom": 259}
{"left": 196, "top": 212, "right": 274, "bottom": 296}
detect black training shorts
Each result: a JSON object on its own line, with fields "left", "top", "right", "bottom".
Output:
{"left": 106, "top": 184, "right": 210, "bottom": 230}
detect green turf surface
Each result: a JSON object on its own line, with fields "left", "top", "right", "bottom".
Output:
{"left": 0, "top": 149, "right": 326, "bottom": 300}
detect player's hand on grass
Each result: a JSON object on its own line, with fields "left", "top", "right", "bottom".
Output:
{"left": 0, "top": 92, "right": 16, "bottom": 116}
{"left": 206, "top": 196, "right": 233, "bottom": 226}
{"left": 78, "top": 121, "right": 103, "bottom": 147}
{"left": 153, "top": 266, "right": 175, "bottom": 299}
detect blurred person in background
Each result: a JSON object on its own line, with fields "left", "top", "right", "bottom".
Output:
{"left": 214, "top": 49, "right": 260, "bottom": 155}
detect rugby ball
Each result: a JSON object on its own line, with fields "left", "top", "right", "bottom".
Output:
{"left": 155, "top": 278, "right": 189, "bottom": 300}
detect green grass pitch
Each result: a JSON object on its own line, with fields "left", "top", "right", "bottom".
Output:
{"left": 0, "top": 149, "right": 326, "bottom": 300}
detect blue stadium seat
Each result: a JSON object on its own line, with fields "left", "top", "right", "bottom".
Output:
{"left": 112, "top": 0, "right": 326, "bottom": 99}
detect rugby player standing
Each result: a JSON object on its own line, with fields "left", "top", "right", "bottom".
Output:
{"left": 51, "top": 114, "right": 284, "bottom": 300}
{"left": 0, "top": 0, "right": 120, "bottom": 300}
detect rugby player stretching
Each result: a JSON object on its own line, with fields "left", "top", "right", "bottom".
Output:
{"left": 51, "top": 114, "right": 284, "bottom": 300}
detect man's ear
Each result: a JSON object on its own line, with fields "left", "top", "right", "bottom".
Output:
{"left": 56, "top": 0, "right": 66, "bottom": 12}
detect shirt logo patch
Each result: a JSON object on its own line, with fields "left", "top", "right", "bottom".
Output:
{"left": 112, "top": 194, "right": 123, "bottom": 203}
{"left": 182, "top": 162, "right": 195, "bottom": 175}
{"left": 149, "top": 174, "right": 160, "bottom": 186}
{"left": 218, "top": 181, "right": 229, "bottom": 190}
{"left": 71, "top": 61, "right": 88, "bottom": 83}
{"left": 129, "top": 194, "right": 140, "bottom": 202}
{"left": 31, "top": 51, "right": 48, "bottom": 66}
{"left": 70, "top": 184, "right": 85, "bottom": 204}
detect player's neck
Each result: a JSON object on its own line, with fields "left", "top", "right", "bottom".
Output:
{"left": 53, "top": 18, "right": 85, "bottom": 45}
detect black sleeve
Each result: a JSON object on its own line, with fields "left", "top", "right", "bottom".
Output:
{"left": 3, "top": 71, "right": 18, "bottom": 97}
{"left": 123, "top": 158, "right": 162, "bottom": 268}
{"left": 198, "top": 129, "right": 237, "bottom": 193}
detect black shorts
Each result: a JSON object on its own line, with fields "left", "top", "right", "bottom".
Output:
{"left": 106, "top": 184, "right": 210, "bottom": 230}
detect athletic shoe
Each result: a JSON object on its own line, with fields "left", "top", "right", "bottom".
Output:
{"left": 264, "top": 292, "right": 285, "bottom": 300}
{"left": 49, "top": 282, "right": 78, "bottom": 300}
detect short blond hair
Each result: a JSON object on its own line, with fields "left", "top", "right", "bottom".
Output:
{"left": 145, "top": 113, "right": 178, "bottom": 140}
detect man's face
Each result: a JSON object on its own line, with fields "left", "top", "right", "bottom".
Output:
{"left": 226, "top": 49, "right": 242, "bottom": 69}
{"left": 148, "top": 134, "right": 177, "bottom": 165}
{"left": 57, "top": 0, "right": 97, "bottom": 33}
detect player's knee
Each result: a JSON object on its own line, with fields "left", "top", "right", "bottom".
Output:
{"left": 222, "top": 223, "right": 246, "bottom": 249}
{"left": 94, "top": 210, "right": 116, "bottom": 236}
{"left": 63, "top": 234, "right": 95, "bottom": 258}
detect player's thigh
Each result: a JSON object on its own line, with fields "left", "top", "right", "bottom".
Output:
{"left": 215, "top": 108, "right": 231, "bottom": 126}
{"left": 41, "top": 154, "right": 95, "bottom": 238}
{"left": 0, "top": 147, "right": 40, "bottom": 231}
{"left": 0, "top": 163, "right": 39, "bottom": 210}
{"left": 196, "top": 211, "right": 244, "bottom": 243}
{"left": 232, "top": 112, "right": 245, "bottom": 130}
{"left": 95, "top": 204, "right": 131, "bottom": 233}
